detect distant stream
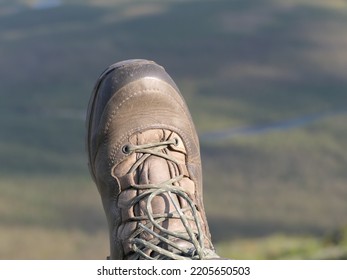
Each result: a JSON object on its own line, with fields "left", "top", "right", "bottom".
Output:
{"left": 200, "top": 110, "right": 347, "bottom": 142}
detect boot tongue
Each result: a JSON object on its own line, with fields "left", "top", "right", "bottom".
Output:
{"left": 132, "top": 130, "right": 197, "bottom": 256}
{"left": 136, "top": 154, "right": 197, "bottom": 257}
{"left": 130, "top": 129, "right": 172, "bottom": 190}
{"left": 117, "top": 129, "right": 198, "bottom": 258}
{"left": 129, "top": 129, "right": 187, "bottom": 162}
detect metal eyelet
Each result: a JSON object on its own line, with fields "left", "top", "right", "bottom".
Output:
{"left": 122, "top": 144, "right": 131, "bottom": 154}
{"left": 173, "top": 137, "right": 179, "bottom": 146}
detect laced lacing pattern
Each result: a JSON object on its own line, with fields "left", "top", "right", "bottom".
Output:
{"left": 121, "top": 138, "right": 217, "bottom": 260}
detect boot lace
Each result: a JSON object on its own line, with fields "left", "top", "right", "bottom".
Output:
{"left": 121, "top": 138, "right": 218, "bottom": 260}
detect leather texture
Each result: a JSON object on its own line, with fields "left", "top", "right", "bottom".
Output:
{"left": 86, "top": 59, "right": 215, "bottom": 259}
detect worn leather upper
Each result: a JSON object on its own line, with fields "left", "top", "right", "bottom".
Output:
{"left": 86, "top": 60, "right": 214, "bottom": 259}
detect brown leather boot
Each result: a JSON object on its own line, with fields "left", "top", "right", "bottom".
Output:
{"left": 86, "top": 59, "right": 219, "bottom": 259}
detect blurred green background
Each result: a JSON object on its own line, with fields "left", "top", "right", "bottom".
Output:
{"left": 1, "top": 0, "right": 347, "bottom": 259}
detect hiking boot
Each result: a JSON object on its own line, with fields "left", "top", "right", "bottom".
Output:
{"left": 86, "top": 59, "right": 219, "bottom": 259}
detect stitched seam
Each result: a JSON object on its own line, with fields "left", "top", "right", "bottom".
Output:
{"left": 103, "top": 88, "right": 160, "bottom": 135}
{"left": 100, "top": 82, "right": 196, "bottom": 167}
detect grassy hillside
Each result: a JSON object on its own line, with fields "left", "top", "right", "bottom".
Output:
{"left": 1, "top": 0, "right": 347, "bottom": 259}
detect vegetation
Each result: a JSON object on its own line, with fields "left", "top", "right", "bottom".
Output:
{"left": 217, "top": 225, "right": 347, "bottom": 260}
{"left": 0, "top": 0, "right": 347, "bottom": 259}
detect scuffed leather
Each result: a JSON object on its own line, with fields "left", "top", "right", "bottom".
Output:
{"left": 86, "top": 60, "right": 214, "bottom": 259}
